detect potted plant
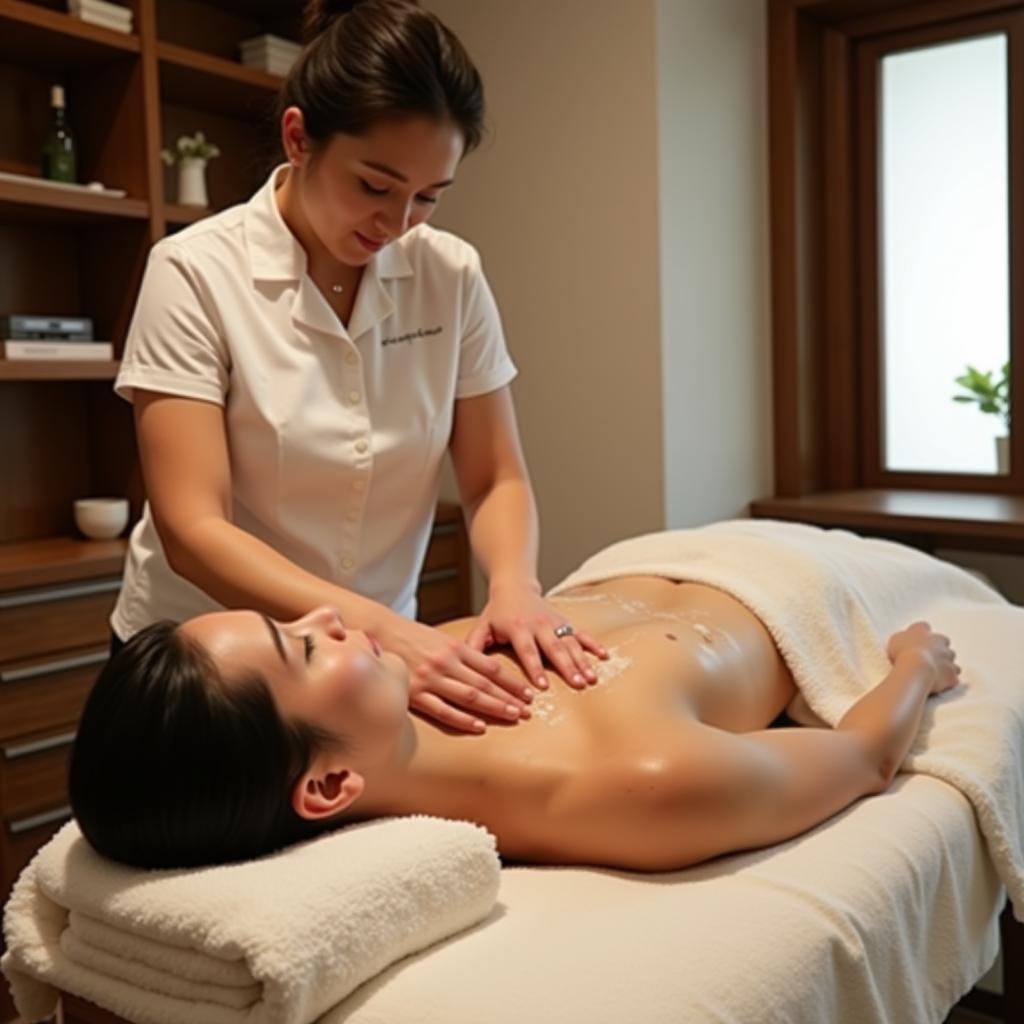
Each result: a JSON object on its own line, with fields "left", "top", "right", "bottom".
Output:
{"left": 952, "top": 362, "right": 1010, "bottom": 473}
{"left": 160, "top": 131, "right": 220, "bottom": 207}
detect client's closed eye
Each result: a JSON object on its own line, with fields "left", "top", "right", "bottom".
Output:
{"left": 303, "top": 635, "right": 316, "bottom": 662}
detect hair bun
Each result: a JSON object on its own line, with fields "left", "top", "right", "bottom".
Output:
{"left": 303, "top": 0, "right": 371, "bottom": 41}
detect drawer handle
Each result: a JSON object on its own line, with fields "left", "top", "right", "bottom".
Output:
{"left": 3, "top": 730, "right": 77, "bottom": 761}
{"left": 1, "top": 649, "right": 109, "bottom": 684}
{"left": 9, "top": 805, "right": 72, "bottom": 836}
{"left": 0, "top": 577, "right": 121, "bottom": 610}
{"left": 418, "top": 568, "right": 459, "bottom": 585}
{"left": 431, "top": 522, "right": 458, "bottom": 537}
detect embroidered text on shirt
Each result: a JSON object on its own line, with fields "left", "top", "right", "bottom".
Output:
{"left": 382, "top": 325, "right": 444, "bottom": 347}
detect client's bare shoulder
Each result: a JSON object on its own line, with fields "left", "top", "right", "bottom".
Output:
{"left": 399, "top": 613, "right": 687, "bottom": 866}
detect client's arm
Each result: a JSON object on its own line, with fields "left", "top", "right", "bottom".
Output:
{"left": 536, "top": 622, "right": 958, "bottom": 872}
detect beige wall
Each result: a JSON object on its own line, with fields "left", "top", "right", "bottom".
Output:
{"left": 656, "top": 0, "right": 773, "bottom": 528}
{"left": 424, "top": 0, "right": 1024, "bottom": 622}
{"left": 426, "top": 0, "right": 665, "bottom": 599}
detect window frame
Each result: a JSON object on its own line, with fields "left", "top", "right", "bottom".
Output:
{"left": 768, "top": 0, "right": 1024, "bottom": 497}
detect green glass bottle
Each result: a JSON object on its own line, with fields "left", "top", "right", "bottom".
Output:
{"left": 41, "top": 85, "right": 77, "bottom": 183}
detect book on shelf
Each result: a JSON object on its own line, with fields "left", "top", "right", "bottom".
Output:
{"left": 1, "top": 340, "right": 113, "bottom": 360}
{"left": 0, "top": 314, "right": 93, "bottom": 340}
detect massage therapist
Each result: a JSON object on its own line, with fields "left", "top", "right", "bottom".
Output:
{"left": 110, "top": 0, "right": 606, "bottom": 732}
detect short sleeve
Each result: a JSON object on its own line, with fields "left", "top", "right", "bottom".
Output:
{"left": 455, "top": 247, "right": 518, "bottom": 400}
{"left": 115, "top": 240, "right": 230, "bottom": 406}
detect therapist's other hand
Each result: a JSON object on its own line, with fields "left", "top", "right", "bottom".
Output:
{"left": 380, "top": 614, "right": 533, "bottom": 733}
{"left": 465, "top": 579, "right": 609, "bottom": 691}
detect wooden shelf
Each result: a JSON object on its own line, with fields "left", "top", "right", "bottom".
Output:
{"left": 157, "top": 41, "right": 282, "bottom": 119}
{"left": 0, "top": 0, "right": 139, "bottom": 66}
{"left": 0, "top": 535, "right": 128, "bottom": 592}
{"left": 0, "top": 360, "right": 120, "bottom": 380}
{"left": 165, "top": 201, "right": 211, "bottom": 226}
{"left": 0, "top": 177, "right": 148, "bottom": 224}
{"left": 750, "top": 489, "right": 1024, "bottom": 554}
{"left": 196, "top": 0, "right": 301, "bottom": 17}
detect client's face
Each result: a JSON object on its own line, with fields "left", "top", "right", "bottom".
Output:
{"left": 179, "top": 606, "right": 410, "bottom": 766}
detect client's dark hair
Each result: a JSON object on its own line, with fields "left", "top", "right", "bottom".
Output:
{"left": 69, "top": 621, "right": 341, "bottom": 870}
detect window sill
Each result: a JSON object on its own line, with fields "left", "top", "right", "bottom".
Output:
{"left": 749, "top": 489, "right": 1024, "bottom": 555}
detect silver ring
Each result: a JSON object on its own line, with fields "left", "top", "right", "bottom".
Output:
{"left": 553, "top": 623, "right": 575, "bottom": 639}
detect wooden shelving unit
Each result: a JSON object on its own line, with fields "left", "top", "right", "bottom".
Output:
{"left": 0, "top": 359, "right": 120, "bottom": 380}
{"left": 0, "top": 0, "right": 300, "bottom": 574}
{"left": 0, "top": 2, "right": 300, "bottom": 1015}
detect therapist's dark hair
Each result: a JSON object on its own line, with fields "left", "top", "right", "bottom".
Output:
{"left": 276, "top": 0, "right": 486, "bottom": 155}
{"left": 69, "top": 620, "right": 344, "bottom": 870}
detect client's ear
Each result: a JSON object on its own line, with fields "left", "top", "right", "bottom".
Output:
{"left": 292, "top": 759, "right": 365, "bottom": 820}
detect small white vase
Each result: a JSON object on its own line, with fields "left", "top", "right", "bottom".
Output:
{"left": 996, "top": 435, "right": 1010, "bottom": 474}
{"left": 177, "top": 157, "right": 208, "bottom": 207}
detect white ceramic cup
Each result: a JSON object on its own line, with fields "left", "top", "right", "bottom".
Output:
{"left": 73, "top": 497, "right": 130, "bottom": 540}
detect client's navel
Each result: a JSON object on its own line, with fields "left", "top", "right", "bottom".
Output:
{"left": 665, "top": 624, "right": 715, "bottom": 644}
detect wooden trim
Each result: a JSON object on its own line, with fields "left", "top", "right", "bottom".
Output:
{"left": 62, "top": 993, "right": 133, "bottom": 1024}
{"left": 768, "top": 0, "right": 803, "bottom": 496}
{"left": 839, "top": 0, "right": 1023, "bottom": 36}
{"left": 749, "top": 487, "right": 1024, "bottom": 552}
{"left": 854, "top": 28, "right": 882, "bottom": 486}
{"left": 822, "top": 26, "right": 859, "bottom": 489}
{"left": 137, "top": 0, "right": 166, "bottom": 244}
{"left": 1001, "top": 899, "right": 1024, "bottom": 1021}
{"left": 1010, "top": 14, "right": 1024, "bottom": 482}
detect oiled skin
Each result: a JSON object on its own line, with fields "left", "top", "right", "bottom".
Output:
{"left": 345, "top": 575, "right": 910, "bottom": 871}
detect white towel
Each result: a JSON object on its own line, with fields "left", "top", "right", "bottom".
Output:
{"left": 549, "top": 517, "right": 1024, "bottom": 920}
{"left": 2, "top": 815, "right": 500, "bottom": 1024}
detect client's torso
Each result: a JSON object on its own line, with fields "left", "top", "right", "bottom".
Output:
{"left": 370, "top": 577, "right": 797, "bottom": 859}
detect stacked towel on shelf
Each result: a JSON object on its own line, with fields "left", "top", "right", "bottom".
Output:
{"left": 2, "top": 815, "right": 500, "bottom": 1024}
{"left": 66, "top": 0, "right": 133, "bottom": 33}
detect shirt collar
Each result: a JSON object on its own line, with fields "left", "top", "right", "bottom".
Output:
{"left": 243, "top": 163, "right": 414, "bottom": 283}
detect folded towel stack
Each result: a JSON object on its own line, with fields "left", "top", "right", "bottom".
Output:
{"left": 66, "top": 0, "right": 133, "bottom": 34}
{"left": 2, "top": 815, "right": 500, "bottom": 1024}
{"left": 239, "top": 35, "right": 302, "bottom": 77}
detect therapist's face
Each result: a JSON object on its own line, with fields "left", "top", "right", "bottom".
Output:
{"left": 178, "top": 605, "right": 411, "bottom": 767}
{"left": 283, "top": 110, "right": 462, "bottom": 266}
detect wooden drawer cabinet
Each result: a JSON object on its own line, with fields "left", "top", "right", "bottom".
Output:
{"left": 0, "top": 576, "right": 116, "bottom": 1019}
{"left": 415, "top": 505, "right": 472, "bottom": 625}
{"left": 0, "top": 648, "right": 106, "bottom": 743}
{"left": 3, "top": 729, "right": 77, "bottom": 822}
{"left": 2, "top": 816, "right": 70, "bottom": 895}
{"left": 0, "top": 577, "right": 122, "bottom": 664}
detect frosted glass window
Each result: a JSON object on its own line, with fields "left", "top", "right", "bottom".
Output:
{"left": 880, "top": 34, "right": 1010, "bottom": 475}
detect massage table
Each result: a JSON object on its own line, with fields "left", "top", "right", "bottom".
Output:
{"left": 43, "top": 772, "right": 1018, "bottom": 1024}
{"left": 9, "top": 520, "right": 1024, "bottom": 1024}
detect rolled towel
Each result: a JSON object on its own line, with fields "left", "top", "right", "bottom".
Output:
{"left": 2, "top": 815, "right": 500, "bottom": 1024}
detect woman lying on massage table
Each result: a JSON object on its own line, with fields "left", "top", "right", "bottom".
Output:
{"left": 69, "top": 574, "right": 962, "bottom": 872}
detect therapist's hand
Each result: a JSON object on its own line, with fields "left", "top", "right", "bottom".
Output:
{"left": 466, "top": 579, "right": 608, "bottom": 691}
{"left": 378, "top": 613, "right": 534, "bottom": 733}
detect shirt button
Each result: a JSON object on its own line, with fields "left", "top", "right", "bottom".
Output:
{"left": 352, "top": 479, "right": 366, "bottom": 492}
{"left": 355, "top": 439, "right": 368, "bottom": 454}
{"left": 345, "top": 509, "right": 359, "bottom": 522}
{"left": 341, "top": 557, "right": 355, "bottom": 570}
{"left": 348, "top": 390, "right": 362, "bottom": 404}
{"left": 345, "top": 353, "right": 358, "bottom": 365}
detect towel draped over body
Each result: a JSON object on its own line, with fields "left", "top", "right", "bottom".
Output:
{"left": 549, "top": 519, "right": 1024, "bottom": 919}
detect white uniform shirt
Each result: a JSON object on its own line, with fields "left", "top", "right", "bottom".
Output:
{"left": 110, "top": 163, "right": 517, "bottom": 639}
